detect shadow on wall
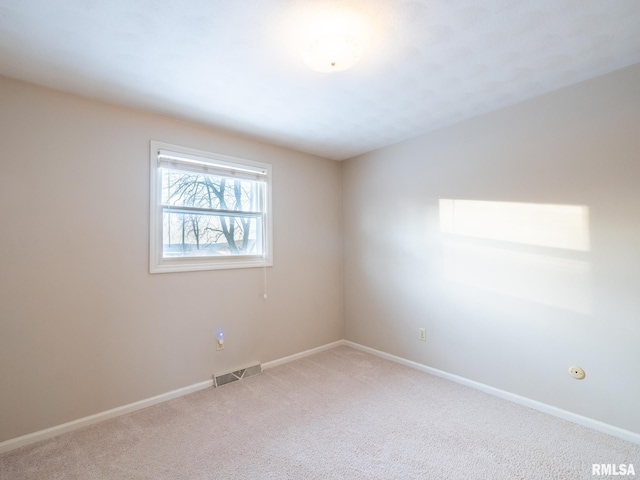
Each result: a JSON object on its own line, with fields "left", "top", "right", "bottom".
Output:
{"left": 439, "top": 199, "right": 591, "bottom": 314}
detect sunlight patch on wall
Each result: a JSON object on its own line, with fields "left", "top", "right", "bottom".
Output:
{"left": 439, "top": 199, "right": 591, "bottom": 314}
{"left": 442, "top": 242, "right": 592, "bottom": 314}
{"left": 439, "top": 199, "right": 590, "bottom": 251}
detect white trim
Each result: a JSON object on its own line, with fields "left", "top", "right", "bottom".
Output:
{"left": 3, "top": 340, "right": 637, "bottom": 454}
{"left": 0, "top": 380, "right": 213, "bottom": 454}
{"left": 0, "top": 341, "right": 343, "bottom": 453}
{"left": 343, "top": 340, "right": 640, "bottom": 446}
{"left": 262, "top": 340, "right": 346, "bottom": 370}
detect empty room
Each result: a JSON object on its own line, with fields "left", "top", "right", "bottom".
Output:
{"left": 1, "top": 0, "right": 639, "bottom": 478}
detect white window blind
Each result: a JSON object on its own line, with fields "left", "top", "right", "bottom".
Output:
{"left": 157, "top": 149, "right": 268, "bottom": 181}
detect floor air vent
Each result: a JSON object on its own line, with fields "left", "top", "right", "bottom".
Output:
{"left": 214, "top": 363, "right": 262, "bottom": 387}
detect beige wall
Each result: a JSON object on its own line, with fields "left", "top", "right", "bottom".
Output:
{"left": 2, "top": 62, "right": 639, "bottom": 444}
{"left": 0, "top": 76, "right": 343, "bottom": 442}
{"left": 342, "top": 64, "right": 640, "bottom": 433}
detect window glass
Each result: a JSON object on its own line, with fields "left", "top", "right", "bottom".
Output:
{"left": 150, "top": 142, "right": 272, "bottom": 273}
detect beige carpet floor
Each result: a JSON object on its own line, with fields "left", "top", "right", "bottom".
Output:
{"left": 1, "top": 346, "right": 638, "bottom": 479}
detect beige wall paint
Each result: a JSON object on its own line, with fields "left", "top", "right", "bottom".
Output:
{"left": 342, "top": 64, "right": 640, "bottom": 433}
{"left": 0, "top": 76, "right": 343, "bottom": 442}
{"left": 2, "top": 62, "right": 639, "bottom": 444}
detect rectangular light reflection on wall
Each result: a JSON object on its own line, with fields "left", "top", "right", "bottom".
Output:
{"left": 439, "top": 198, "right": 591, "bottom": 313}
{"left": 439, "top": 199, "right": 590, "bottom": 251}
{"left": 443, "top": 242, "right": 592, "bottom": 314}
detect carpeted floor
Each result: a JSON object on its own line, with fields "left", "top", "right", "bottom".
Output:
{"left": 1, "top": 346, "right": 638, "bottom": 479}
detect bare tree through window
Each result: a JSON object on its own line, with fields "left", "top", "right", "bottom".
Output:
{"left": 161, "top": 168, "right": 262, "bottom": 257}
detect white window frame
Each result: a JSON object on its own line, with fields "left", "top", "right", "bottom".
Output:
{"left": 149, "top": 141, "right": 273, "bottom": 274}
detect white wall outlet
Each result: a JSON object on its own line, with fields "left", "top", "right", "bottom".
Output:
{"left": 418, "top": 328, "right": 427, "bottom": 341}
{"left": 216, "top": 332, "right": 225, "bottom": 351}
{"left": 568, "top": 366, "right": 585, "bottom": 379}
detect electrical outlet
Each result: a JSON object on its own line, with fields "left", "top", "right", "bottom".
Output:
{"left": 216, "top": 332, "right": 225, "bottom": 351}
{"left": 418, "top": 328, "right": 426, "bottom": 341}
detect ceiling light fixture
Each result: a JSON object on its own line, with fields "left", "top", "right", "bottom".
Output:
{"left": 303, "top": 33, "right": 363, "bottom": 73}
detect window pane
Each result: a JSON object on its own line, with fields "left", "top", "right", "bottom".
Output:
{"left": 162, "top": 212, "right": 262, "bottom": 258}
{"left": 150, "top": 141, "right": 272, "bottom": 273}
{"left": 161, "top": 168, "right": 260, "bottom": 212}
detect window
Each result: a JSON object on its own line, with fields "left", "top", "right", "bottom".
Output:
{"left": 149, "top": 141, "right": 272, "bottom": 273}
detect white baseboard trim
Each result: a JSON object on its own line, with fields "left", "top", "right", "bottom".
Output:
{"left": 262, "top": 340, "right": 345, "bottom": 370}
{"left": 0, "top": 379, "right": 213, "bottom": 454}
{"left": 4, "top": 339, "right": 637, "bottom": 454}
{"left": 344, "top": 340, "right": 640, "bottom": 446}
{"left": 0, "top": 340, "right": 345, "bottom": 454}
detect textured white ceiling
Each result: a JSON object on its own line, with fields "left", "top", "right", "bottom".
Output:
{"left": 1, "top": 0, "right": 639, "bottom": 160}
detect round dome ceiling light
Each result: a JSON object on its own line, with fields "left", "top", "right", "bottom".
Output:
{"left": 303, "top": 33, "right": 363, "bottom": 73}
